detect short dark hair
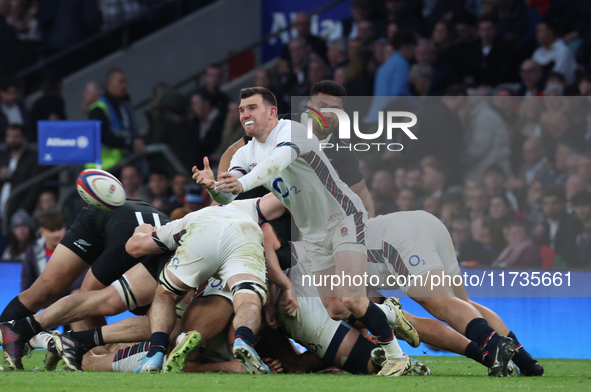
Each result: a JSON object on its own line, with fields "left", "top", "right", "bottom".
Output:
{"left": 311, "top": 80, "right": 347, "bottom": 98}
{"left": 37, "top": 211, "right": 65, "bottom": 231}
{"left": 239, "top": 87, "right": 278, "bottom": 108}
{"left": 503, "top": 219, "right": 527, "bottom": 231}
{"left": 571, "top": 190, "right": 591, "bottom": 207}
{"left": 195, "top": 90, "right": 215, "bottom": 106}
{"left": 548, "top": 72, "right": 567, "bottom": 84}
{"left": 542, "top": 185, "right": 566, "bottom": 203}
{"left": 0, "top": 78, "right": 17, "bottom": 91}
{"left": 484, "top": 164, "right": 506, "bottom": 177}
{"left": 105, "top": 67, "right": 124, "bottom": 81}
{"left": 391, "top": 30, "right": 417, "bottom": 50}
{"left": 6, "top": 123, "right": 24, "bottom": 134}
{"left": 444, "top": 84, "right": 467, "bottom": 96}
{"left": 539, "top": 18, "right": 558, "bottom": 35}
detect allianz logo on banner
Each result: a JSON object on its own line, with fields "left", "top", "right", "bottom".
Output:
{"left": 45, "top": 136, "right": 89, "bottom": 149}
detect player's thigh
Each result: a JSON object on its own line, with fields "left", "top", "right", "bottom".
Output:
{"left": 80, "top": 268, "right": 108, "bottom": 292}
{"left": 178, "top": 294, "right": 233, "bottom": 341}
{"left": 111, "top": 265, "right": 157, "bottom": 312}
{"left": 428, "top": 214, "right": 462, "bottom": 277}
{"left": 20, "top": 244, "right": 90, "bottom": 307}
{"left": 165, "top": 247, "right": 218, "bottom": 291}
{"left": 91, "top": 244, "right": 137, "bottom": 287}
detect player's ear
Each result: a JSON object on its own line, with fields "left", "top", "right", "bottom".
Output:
{"left": 270, "top": 105, "right": 278, "bottom": 119}
{"left": 306, "top": 99, "right": 311, "bottom": 108}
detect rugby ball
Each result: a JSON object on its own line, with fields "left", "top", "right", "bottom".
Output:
{"left": 76, "top": 169, "right": 126, "bottom": 211}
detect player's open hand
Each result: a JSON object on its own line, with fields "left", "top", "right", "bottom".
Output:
{"left": 281, "top": 288, "right": 298, "bottom": 317}
{"left": 216, "top": 172, "right": 243, "bottom": 194}
{"left": 192, "top": 157, "right": 215, "bottom": 190}
{"left": 264, "top": 358, "right": 284, "bottom": 374}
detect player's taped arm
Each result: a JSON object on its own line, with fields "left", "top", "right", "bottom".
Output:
{"left": 208, "top": 186, "right": 239, "bottom": 205}
{"left": 237, "top": 143, "right": 298, "bottom": 192}
{"left": 125, "top": 224, "right": 164, "bottom": 258}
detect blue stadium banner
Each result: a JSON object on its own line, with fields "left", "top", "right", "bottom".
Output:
{"left": 37, "top": 120, "right": 102, "bottom": 165}
{"left": 261, "top": 0, "right": 352, "bottom": 62}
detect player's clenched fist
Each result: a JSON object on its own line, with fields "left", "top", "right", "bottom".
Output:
{"left": 192, "top": 157, "right": 215, "bottom": 190}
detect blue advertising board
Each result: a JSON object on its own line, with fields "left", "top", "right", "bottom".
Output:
{"left": 261, "top": 0, "right": 352, "bottom": 62}
{"left": 37, "top": 120, "right": 102, "bottom": 165}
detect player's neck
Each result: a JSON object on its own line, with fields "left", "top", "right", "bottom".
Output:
{"left": 255, "top": 118, "right": 279, "bottom": 144}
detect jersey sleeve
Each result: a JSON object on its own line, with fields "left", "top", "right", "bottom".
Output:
{"left": 152, "top": 214, "right": 192, "bottom": 251}
{"left": 237, "top": 121, "right": 312, "bottom": 192}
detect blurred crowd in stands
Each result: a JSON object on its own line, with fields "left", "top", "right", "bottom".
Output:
{"left": 2, "top": 0, "right": 591, "bottom": 277}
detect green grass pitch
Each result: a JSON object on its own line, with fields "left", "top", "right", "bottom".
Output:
{"left": 1, "top": 351, "right": 590, "bottom": 391}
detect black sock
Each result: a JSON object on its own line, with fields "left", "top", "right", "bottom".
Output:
{"left": 508, "top": 331, "right": 536, "bottom": 367}
{"left": 69, "top": 327, "right": 105, "bottom": 349}
{"left": 12, "top": 316, "right": 43, "bottom": 342}
{"left": 465, "top": 341, "right": 489, "bottom": 367}
{"left": 235, "top": 326, "right": 255, "bottom": 347}
{"left": 345, "top": 314, "right": 358, "bottom": 326}
{"left": 0, "top": 296, "right": 34, "bottom": 322}
{"left": 358, "top": 301, "right": 394, "bottom": 344}
{"left": 147, "top": 332, "right": 168, "bottom": 357}
{"left": 465, "top": 318, "right": 499, "bottom": 351}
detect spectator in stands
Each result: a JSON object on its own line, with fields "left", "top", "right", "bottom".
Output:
{"left": 30, "top": 77, "right": 66, "bottom": 141}
{"left": 518, "top": 59, "right": 544, "bottom": 96}
{"left": 338, "top": 0, "right": 375, "bottom": 41}
{"left": 423, "top": 195, "right": 441, "bottom": 217}
{"left": 197, "top": 65, "right": 230, "bottom": 116}
{"left": 169, "top": 173, "right": 189, "bottom": 211}
{"left": 532, "top": 20, "right": 577, "bottom": 84}
{"left": 451, "top": 217, "right": 490, "bottom": 265}
{"left": 493, "top": 220, "right": 541, "bottom": 268}
{"left": 365, "top": 30, "right": 416, "bottom": 122}
{"left": 471, "top": 216, "right": 494, "bottom": 262}
{"left": 0, "top": 124, "right": 41, "bottom": 222}
{"left": 1, "top": 209, "right": 35, "bottom": 262}
{"left": 120, "top": 165, "right": 148, "bottom": 201}
{"left": 33, "top": 190, "right": 56, "bottom": 218}
{"left": 497, "top": 0, "right": 540, "bottom": 61}
{"left": 461, "top": 96, "right": 512, "bottom": 180}
{"left": 403, "top": 165, "right": 422, "bottom": 196}
{"left": 565, "top": 174, "right": 586, "bottom": 214}
{"left": 327, "top": 38, "right": 348, "bottom": 73}
{"left": 5, "top": 0, "right": 40, "bottom": 42}
{"left": 282, "top": 12, "right": 327, "bottom": 63}
{"left": 518, "top": 97, "right": 544, "bottom": 138}
{"left": 81, "top": 81, "right": 101, "bottom": 116}
{"left": 466, "top": 186, "right": 489, "bottom": 221}
{"left": 431, "top": 20, "right": 454, "bottom": 55}
{"left": 483, "top": 164, "right": 519, "bottom": 211}
{"left": 190, "top": 90, "right": 225, "bottom": 164}
{"left": 0, "top": 79, "right": 31, "bottom": 142}
{"left": 515, "top": 137, "right": 554, "bottom": 190}
{"left": 370, "top": 170, "right": 398, "bottom": 215}
{"left": 287, "top": 37, "right": 310, "bottom": 87}
{"left": 572, "top": 190, "right": 591, "bottom": 268}
{"left": 534, "top": 185, "right": 582, "bottom": 267}
{"left": 394, "top": 167, "right": 405, "bottom": 190}
{"left": 418, "top": 163, "right": 446, "bottom": 208}
{"left": 88, "top": 68, "right": 145, "bottom": 169}
{"left": 299, "top": 58, "right": 329, "bottom": 96}
{"left": 409, "top": 64, "right": 432, "bottom": 97}
{"left": 146, "top": 169, "right": 172, "bottom": 214}
{"left": 20, "top": 211, "right": 72, "bottom": 291}
{"left": 395, "top": 188, "right": 416, "bottom": 213}
{"left": 356, "top": 20, "right": 378, "bottom": 49}
{"left": 183, "top": 184, "right": 205, "bottom": 212}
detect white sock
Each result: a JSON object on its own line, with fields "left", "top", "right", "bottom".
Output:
{"left": 28, "top": 332, "right": 54, "bottom": 350}
{"left": 175, "top": 332, "right": 187, "bottom": 346}
{"left": 375, "top": 303, "right": 397, "bottom": 323}
{"left": 381, "top": 339, "right": 405, "bottom": 359}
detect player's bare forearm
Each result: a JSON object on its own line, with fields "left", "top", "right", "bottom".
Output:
{"left": 350, "top": 179, "right": 375, "bottom": 218}
{"left": 125, "top": 224, "right": 163, "bottom": 258}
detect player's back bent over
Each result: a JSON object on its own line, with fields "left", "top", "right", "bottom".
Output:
{"left": 0, "top": 200, "right": 169, "bottom": 369}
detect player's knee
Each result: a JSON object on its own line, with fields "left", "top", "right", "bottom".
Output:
{"left": 339, "top": 297, "right": 364, "bottom": 314}
{"left": 97, "top": 291, "right": 127, "bottom": 317}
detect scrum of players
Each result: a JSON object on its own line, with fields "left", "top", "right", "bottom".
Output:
{"left": 0, "top": 81, "right": 543, "bottom": 378}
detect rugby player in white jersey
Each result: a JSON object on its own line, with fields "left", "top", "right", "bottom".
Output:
{"left": 193, "top": 87, "right": 417, "bottom": 376}
{"left": 124, "top": 198, "right": 284, "bottom": 373}
{"left": 294, "top": 210, "right": 542, "bottom": 377}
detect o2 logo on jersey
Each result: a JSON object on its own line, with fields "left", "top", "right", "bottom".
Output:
{"left": 170, "top": 256, "right": 180, "bottom": 270}
{"left": 273, "top": 178, "right": 301, "bottom": 198}
{"left": 409, "top": 255, "right": 425, "bottom": 267}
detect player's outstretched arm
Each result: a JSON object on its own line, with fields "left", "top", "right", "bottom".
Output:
{"left": 125, "top": 223, "right": 164, "bottom": 258}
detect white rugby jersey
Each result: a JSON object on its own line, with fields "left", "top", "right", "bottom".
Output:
{"left": 228, "top": 119, "right": 365, "bottom": 240}
{"left": 152, "top": 199, "right": 263, "bottom": 251}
